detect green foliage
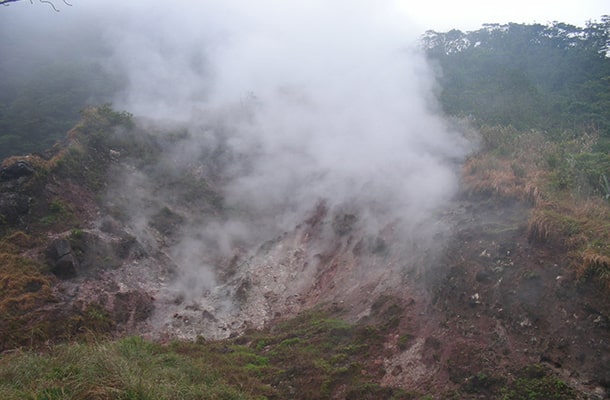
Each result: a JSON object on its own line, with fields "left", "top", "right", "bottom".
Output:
{"left": 96, "top": 103, "right": 134, "bottom": 130}
{"left": 397, "top": 334, "right": 413, "bottom": 351}
{"left": 149, "top": 207, "right": 185, "bottom": 236}
{"left": 78, "top": 304, "right": 115, "bottom": 334}
{"left": 344, "top": 383, "right": 419, "bottom": 399}
{"left": 424, "top": 18, "right": 610, "bottom": 135}
{"left": 39, "top": 198, "right": 73, "bottom": 227}
{"left": 547, "top": 148, "right": 610, "bottom": 198}
{"left": 500, "top": 365, "right": 575, "bottom": 400}
{"left": 0, "top": 337, "right": 247, "bottom": 400}
{"left": 462, "top": 372, "right": 505, "bottom": 394}
{"left": 70, "top": 228, "right": 84, "bottom": 240}
{"left": 53, "top": 105, "right": 146, "bottom": 193}
{"left": 522, "top": 269, "right": 541, "bottom": 280}
{"left": 0, "top": 306, "right": 417, "bottom": 400}
{"left": 601, "top": 174, "right": 610, "bottom": 201}
{"left": 573, "top": 152, "right": 610, "bottom": 197}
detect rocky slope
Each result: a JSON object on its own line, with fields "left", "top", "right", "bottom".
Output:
{"left": 1, "top": 107, "right": 609, "bottom": 399}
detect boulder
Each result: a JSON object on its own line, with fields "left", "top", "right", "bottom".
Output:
{"left": 53, "top": 253, "right": 80, "bottom": 279}
{"left": 0, "top": 161, "right": 34, "bottom": 181}
{"left": 46, "top": 238, "right": 79, "bottom": 279}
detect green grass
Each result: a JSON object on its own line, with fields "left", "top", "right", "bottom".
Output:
{"left": 500, "top": 365, "right": 575, "bottom": 400}
{"left": 0, "top": 337, "right": 247, "bottom": 400}
{"left": 0, "top": 307, "right": 423, "bottom": 400}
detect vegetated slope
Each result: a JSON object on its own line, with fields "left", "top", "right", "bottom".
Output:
{"left": 1, "top": 19, "right": 610, "bottom": 399}
{"left": 0, "top": 11, "right": 121, "bottom": 161}
{"left": 425, "top": 19, "right": 610, "bottom": 292}
{"left": 1, "top": 105, "right": 610, "bottom": 399}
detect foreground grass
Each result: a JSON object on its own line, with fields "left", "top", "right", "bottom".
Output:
{"left": 0, "top": 309, "right": 422, "bottom": 400}
{"left": 0, "top": 305, "right": 576, "bottom": 399}
{"left": 0, "top": 337, "right": 246, "bottom": 400}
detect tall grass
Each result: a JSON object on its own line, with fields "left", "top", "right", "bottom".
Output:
{"left": 0, "top": 308, "right": 423, "bottom": 400}
{"left": 0, "top": 337, "right": 247, "bottom": 400}
{"left": 463, "top": 125, "right": 610, "bottom": 289}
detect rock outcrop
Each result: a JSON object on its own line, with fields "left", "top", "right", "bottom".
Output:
{"left": 45, "top": 238, "right": 79, "bottom": 279}
{"left": 0, "top": 160, "right": 35, "bottom": 181}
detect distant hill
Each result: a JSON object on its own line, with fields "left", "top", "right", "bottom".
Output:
{"left": 423, "top": 17, "right": 610, "bottom": 142}
{"left": 0, "top": 62, "right": 119, "bottom": 160}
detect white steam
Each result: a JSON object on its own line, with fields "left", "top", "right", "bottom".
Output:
{"left": 103, "top": 1, "right": 471, "bottom": 233}
{"left": 3, "top": 1, "right": 474, "bottom": 309}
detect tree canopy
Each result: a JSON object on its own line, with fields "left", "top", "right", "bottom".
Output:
{"left": 423, "top": 17, "right": 610, "bottom": 138}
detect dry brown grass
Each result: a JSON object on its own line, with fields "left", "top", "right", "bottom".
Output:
{"left": 463, "top": 136, "right": 551, "bottom": 203}
{"left": 465, "top": 126, "right": 610, "bottom": 291}
{"left": 580, "top": 250, "right": 610, "bottom": 289}
{"left": 569, "top": 199, "right": 610, "bottom": 287}
{"left": 463, "top": 156, "right": 541, "bottom": 201}
{"left": 1, "top": 119, "right": 88, "bottom": 176}
{"left": 0, "top": 233, "right": 47, "bottom": 311}
{"left": 464, "top": 127, "right": 558, "bottom": 198}
{"left": 526, "top": 210, "right": 554, "bottom": 242}
{"left": 0, "top": 250, "right": 52, "bottom": 314}
{"left": 1, "top": 146, "right": 73, "bottom": 176}
{"left": 3, "top": 231, "right": 39, "bottom": 249}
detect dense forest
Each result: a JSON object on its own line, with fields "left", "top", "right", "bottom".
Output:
{"left": 423, "top": 17, "right": 610, "bottom": 144}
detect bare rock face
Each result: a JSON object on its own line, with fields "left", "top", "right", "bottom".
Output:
{"left": 46, "top": 238, "right": 79, "bottom": 279}
{"left": 0, "top": 160, "right": 34, "bottom": 181}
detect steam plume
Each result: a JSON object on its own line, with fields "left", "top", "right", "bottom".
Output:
{"left": 105, "top": 1, "right": 471, "bottom": 232}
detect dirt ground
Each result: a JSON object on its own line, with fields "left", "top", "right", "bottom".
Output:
{"left": 13, "top": 155, "right": 610, "bottom": 398}
{"left": 144, "top": 191, "right": 610, "bottom": 397}
{"left": 381, "top": 193, "right": 610, "bottom": 397}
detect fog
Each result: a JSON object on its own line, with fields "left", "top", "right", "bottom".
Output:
{"left": 1, "top": 1, "right": 473, "bottom": 303}
{"left": 108, "top": 1, "right": 470, "bottom": 222}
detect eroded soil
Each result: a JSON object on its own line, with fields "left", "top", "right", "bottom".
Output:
{"left": 3, "top": 147, "right": 610, "bottom": 398}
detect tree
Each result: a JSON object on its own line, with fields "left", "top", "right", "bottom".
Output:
{"left": 0, "top": 0, "right": 72, "bottom": 12}
{"left": 423, "top": 18, "right": 610, "bottom": 135}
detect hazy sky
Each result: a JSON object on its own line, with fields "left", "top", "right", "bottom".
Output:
{"left": 399, "top": 0, "right": 608, "bottom": 31}
{"left": 2, "top": 0, "right": 607, "bottom": 32}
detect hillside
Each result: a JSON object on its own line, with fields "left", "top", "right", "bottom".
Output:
{"left": 1, "top": 111, "right": 609, "bottom": 399}
{"left": 423, "top": 18, "right": 610, "bottom": 138}
{"left": 1, "top": 19, "right": 610, "bottom": 400}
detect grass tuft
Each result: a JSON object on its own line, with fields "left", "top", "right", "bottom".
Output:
{"left": 464, "top": 125, "right": 610, "bottom": 291}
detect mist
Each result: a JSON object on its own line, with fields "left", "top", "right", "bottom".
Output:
{"left": 1, "top": 1, "right": 473, "bottom": 313}
{"left": 110, "top": 2, "right": 468, "bottom": 215}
